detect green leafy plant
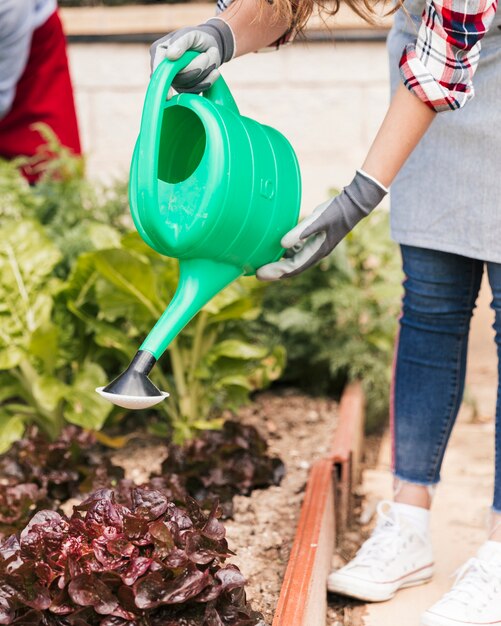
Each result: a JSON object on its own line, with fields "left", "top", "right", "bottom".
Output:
{"left": 0, "top": 218, "right": 114, "bottom": 450}
{"left": 1, "top": 139, "right": 283, "bottom": 449}
{"left": 0, "top": 139, "right": 128, "bottom": 450}
{"left": 66, "top": 233, "right": 285, "bottom": 443}
{"left": 259, "top": 210, "right": 402, "bottom": 431}
{"left": 0, "top": 126, "right": 129, "bottom": 277}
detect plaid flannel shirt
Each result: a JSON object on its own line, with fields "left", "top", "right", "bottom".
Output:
{"left": 216, "top": 0, "right": 294, "bottom": 49}
{"left": 400, "top": 0, "right": 498, "bottom": 112}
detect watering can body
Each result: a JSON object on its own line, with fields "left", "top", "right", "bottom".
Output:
{"left": 99, "top": 52, "right": 301, "bottom": 408}
{"left": 130, "top": 54, "right": 301, "bottom": 273}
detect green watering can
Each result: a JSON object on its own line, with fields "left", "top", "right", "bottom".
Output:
{"left": 97, "top": 52, "right": 301, "bottom": 409}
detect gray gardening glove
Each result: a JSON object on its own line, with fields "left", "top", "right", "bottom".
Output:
{"left": 150, "top": 18, "right": 235, "bottom": 93}
{"left": 256, "top": 170, "right": 388, "bottom": 281}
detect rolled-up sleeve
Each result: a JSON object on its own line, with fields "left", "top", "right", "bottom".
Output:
{"left": 399, "top": 0, "right": 498, "bottom": 112}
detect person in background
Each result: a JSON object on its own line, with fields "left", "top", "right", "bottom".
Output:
{"left": 149, "top": 0, "right": 501, "bottom": 623}
{"left": 0, "top": 0, "right": 81, "bottom": 182}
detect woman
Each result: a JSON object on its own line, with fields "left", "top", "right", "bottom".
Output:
{"left": 150, "top": 0, "right": 501, "bottom": 622}
{"left": 0, "top": 0, "right": 81, "bottom": 181}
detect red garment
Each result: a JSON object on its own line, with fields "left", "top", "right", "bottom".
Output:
{"left": 0, "top": 9, "right": 81, "bottom": 180}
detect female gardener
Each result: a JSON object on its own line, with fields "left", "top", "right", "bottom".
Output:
{"left": 150, "top": 0, "right": 501, "bottom": 622}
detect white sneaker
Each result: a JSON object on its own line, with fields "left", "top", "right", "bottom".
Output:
{"left": 422, "top": 542, "right": 501, "bottom": 626}
{"left": 327, "top": 500, "right": 434, "bottom": 602}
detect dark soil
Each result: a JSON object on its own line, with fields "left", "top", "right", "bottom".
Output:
{"left": 225, "top": 390, "right": 339, "bottom": 624}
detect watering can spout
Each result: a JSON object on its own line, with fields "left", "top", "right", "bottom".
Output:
{"left": 140, "top": 259, "right": 243, "bottom": 360}
{"left": 97, "top": 259, "right": 243, "bottom": 409}
{"left": 96, "top": 350, "right": 168, "bottom": 410}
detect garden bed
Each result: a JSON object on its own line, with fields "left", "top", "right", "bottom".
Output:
{"left": 0, "top": 389, "right": 337, "bottom": 626}
{"left": 111, "top": 390, "right": 339, "bottom": 625}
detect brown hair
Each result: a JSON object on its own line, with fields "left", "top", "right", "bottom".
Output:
{"left": 266, "top": 0, "right": 389, "bottom": 31}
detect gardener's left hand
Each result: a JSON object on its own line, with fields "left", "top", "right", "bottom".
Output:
{"left": 256, "top": 170, "right": 388, "bottom": 281}
{"left": 150, "top": 19, "right": 235, "bottom": 93}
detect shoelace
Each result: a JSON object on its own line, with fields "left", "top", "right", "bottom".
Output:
{"left": 345, "top": 500, "right": 428, "bottom": 569}
{"left": 444, "top": 557, "right": 501, "bottom": 606}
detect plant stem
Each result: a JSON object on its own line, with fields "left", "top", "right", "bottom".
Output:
{"left": 190, "top": 311, "right": 208, "bottom": 381}
{"left": 73, "top": 270, "right": 98, "bottom": 308}
{"left": 15, "top": 361, "right": 63, "bottom": 439}
{"left": 169, "top": 339, "right": 192, "bottom": 422}
{"left": 5, "top": 243, "right": 36, "bottom": 332}
{"left": 155, "top": 368, "right": 179, "bottom": 423}
{"left": 4, "top": 404, "right": 37, "bottom": 416}
{"left": 13, "top": 365, "right": 40, "bottom": 415}
{"left": 187, "top": 311, "right": 209, "bottom": 423}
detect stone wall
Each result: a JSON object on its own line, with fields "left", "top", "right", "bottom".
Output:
{"left": 68, "top": 40, "right": 390, "bottom": 212}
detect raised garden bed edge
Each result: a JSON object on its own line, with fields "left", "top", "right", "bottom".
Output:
{"left": 272, "top": 381, "right": 365, "bottom": 626}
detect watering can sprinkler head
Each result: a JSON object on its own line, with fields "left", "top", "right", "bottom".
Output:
{"left": 97, "top": 52, "right": 301, "bottom": 410}
{"left": 96, "top": 350, "right": 168, "bottom": 410}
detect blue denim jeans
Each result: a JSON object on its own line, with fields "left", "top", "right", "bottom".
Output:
{"left": 393, "top": 245, "right": 501, "bottom": 513}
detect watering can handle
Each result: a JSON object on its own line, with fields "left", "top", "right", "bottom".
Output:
{"left": 138, "top": 54, "right": 239, "bottom": 164}
{"left": 136, "top": 53, "right": 239, "bottom": 221}
{"left": 204, "top": 73, "right": 239, "bottom": 113}
{"left": 148, "top": 52, "right": 239, "bottom": 114}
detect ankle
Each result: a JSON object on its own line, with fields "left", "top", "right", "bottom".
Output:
{"left": 392, "top": 502, "right": 431, "bottom": 536}
{"left": 393, "top": 478, "right": 433, "bottom": 510}
{"left": 489, "top": 512, "right": 501, "bottom": 541}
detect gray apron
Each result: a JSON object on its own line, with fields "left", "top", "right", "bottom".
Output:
{"left": 388, "top": 0, "right": 501, "bottom": 262}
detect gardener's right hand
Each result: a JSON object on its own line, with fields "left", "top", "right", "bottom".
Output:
{"left": 150, "top": 18, "right": 235, "bottom": 93}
